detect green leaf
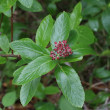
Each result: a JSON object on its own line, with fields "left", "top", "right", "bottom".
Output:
{"left": 0, "top": 34, "right": 9, "bottom": 53}
{"left": 59, "top": 96, "right": 82, "bottom": 110}
{"left": 51, "top": 12, "right": 70, "bottom": 49}
{"left": 73, "top": 46, "right": 97, "bottom": 56}
{"left": 13, "top": 56, "right": 57, "bottom": 85}
{"left": 16, "top": 59, "right": 27, "bottom": 66}
{"left": 73, "top": 26, "right": 95, "bottom": 48}
{"left": 35, "top": 83, "right": 45, "bottom": 100}
{"left": 20, "top": 78, "right": 40, "bottom": 106}
{"left": 0, "top": 0, "right": 17, "bottom": 13}
{"left": 82, "top": 5, "right": 101, "bottom": 16}
{"left": 70, "top": 2, "right": 82, "bottom": 30}
{"left": 88, "top": 18, "right": 99, "bottom": 32}
{"left": 67, "top": 30, "right": 78, "bottom": 49}
{"left": 36, "top": 102, "right": 55, "bottom": 110}
{"left": 18, "top": 0, "right": 33, "bottom": 8}
{"left": 44, "top": 86, "right": 60, "bottom": 95}
{"left": 3, "top": 4, "right": 16, "bottom": 17}
{"left": 13, "top": 66, "right": 25, "bottom": 77}
{"left": 2, "top": 91, "right": 17, "bottom": 107}
{"left": 59, "top": 54, "right": 83, "bottom": 63}
{"left": 94, "top": 67, "right": 110, "bottom": 79}
{"left": 18, "top": 0, "right": 42, "bottom": 12}
{"left": 101, "top": 9, "right": 110, "bottom": 35}
{"left": 10, "top": 38, "right": 49, "bottom": 61}
{"left": 85, "top": 90, "right": 96, "bottom": 102}
{"left": 55, "top": 64, "right": 85, "bottom": 108}
{"left": 101, "top": 50, "right": 110, "bottom": 57}
{"left": 0, "top": 57, "right": 7, "bottom": 64}
{"left": 36, "top": 15, "right": 54, "bottom": 48}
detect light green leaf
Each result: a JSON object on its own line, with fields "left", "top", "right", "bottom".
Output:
{"left": 20, "top": 78, "right": 40, "bottom": 106}
{"left": 70, "top": 2, "right": 82, "bottom": 30}
{"left": 36, "top": 15, "right": 54, "bottom": 47}
{"left": 16, "top": 59, "right": 27, "bottom": 66}
{"left": 0, "top": 35, "right": 9, "bottom": 53}
{"left": 3, "top": 4, "right": 16, "bottom": 17}
{"left": 55, "top": 64, "right": 85, "bottom": 108}
{"left": 59, "top": 96, "right": 82, "bottom": 110}
{"left": 18, "top": 0, "right": 42, "bottom": 12}
{"left": 13, "top": 56, "right": 57, "bottom": 85}
{"left": 101, "top": 9, "right": 110, "bottom": 35}
{"left": 10, "top": 38, "right": 49, "bottom": 61}
{"left": 13, "top": 66, "right": 25, "bottom": 77}
{"left": 44, "top": 86, "right": 60, "bottom": 95}
{"left": 0, "top": 0, "right": 17, "bottom": 13}
{"left": 2, "top": 91, "right": 17, "bottom": 107}
{"left": 51, "top": 12, "right": 70, "bottom": 49}
{"left": 18, "top": 0, "right": 33, "bottom": 8}
{"left": 0, "top": 57, "right": 7, "bottom": 64}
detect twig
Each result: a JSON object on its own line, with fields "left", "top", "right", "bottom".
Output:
{"left": 0, "top": 54, "right": 20, "bottom": 58}
{"left": 82, "top": 81, "right": 110, "bottom": 92}
{"left": 11, "top": 7, "right": 14, "bottom": 54}
{"left": 91, "top": 82, "right": 105, "bottom": 87}
{"left": 0, "top": 13, "right": 4, "bottom": 29}
{"left": 84, "top": 104, "right": 89, "bottom": 110}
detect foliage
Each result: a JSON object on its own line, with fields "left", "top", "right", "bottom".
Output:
{"left": 0, "top": 0, "right": 110, "bottom": 110}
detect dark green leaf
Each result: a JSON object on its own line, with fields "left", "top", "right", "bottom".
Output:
{"left": 73, "top": 46, "right": 96, "bottom": 56}
{"left": 36, "top": 102, "right": 55, "bottom": 110}
{"left": 101, "top": 9, "right": 110, "bottom": 34}
{"left": 20, "top": 78, "right": 40, "bottom": 106}
{"left": 73, "top": 26, "right": 95, "bottom": 48}
{"left": 94, "top": 67, "right": 110, "bottom": 79}
{"left": 51, "top": 12, "right": 70, "bottom": 49}
{"left": 101, "top": 50, "right": 110, "bottom": 57}
{"left": 13, "top": 56, "right": 57, "bottom": 85}
{"left": 70, "top": 2, "right": 82, "bottom": 30}
{"left": 36, "top": 15, "right": 54, "bottom": 48}
{"left": 85, "top": 90, "right": 96, "bottom": 102}
{"left": 55, "top": 64, "right": 85, "bottom": 107}
{"left": 88, "top": 18, "right": 99, "bottom": 32}
{"left": 44, "top": 86, "right": 60, "bottom": 95}
{"left": 67, "top": 30, "right": 78, "bottom": 49}
{"left": 0, "top": 57, "right": 7, "bottom": 64}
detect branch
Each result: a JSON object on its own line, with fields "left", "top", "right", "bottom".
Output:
{"left": 82, "top": 81, "right": 110, "bottom": 92}
{"left": 11, "top": 7, "right": 14, "bottom": 54}
{"left": 0, "top": 54, "right": 21, "bottom": 58}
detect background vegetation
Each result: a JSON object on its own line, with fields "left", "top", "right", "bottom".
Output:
{"left": 0, "top": 0, "right": 110, "bottom": 110}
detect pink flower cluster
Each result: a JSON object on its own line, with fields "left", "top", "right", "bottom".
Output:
{"left": 50, "top": 40, "right": 73, "bottom": 60}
